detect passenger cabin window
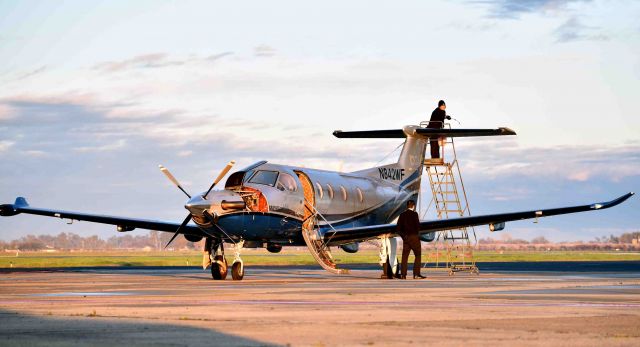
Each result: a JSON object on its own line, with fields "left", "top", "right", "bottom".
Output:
{"left": 340, "top": 186, "right": 347, "bottom": 201}
{"left": 276, "top": 173, "right": 298, "bottom": 192}
{"left": 249, "top": 170, "right": 279, "bottom": 187}
{"left": 315, "top": 182, "right": 323, "bottom": 199}
{"left": 356, "top": 187, "right": 364, "bottom": 203}
{"left": 326, "top": 184, "right": 334, "bottom": 199}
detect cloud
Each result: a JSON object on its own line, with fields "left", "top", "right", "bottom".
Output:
{"left": 206, "top": 52, "right": 234, "bottom": 61}
{"left": 0, "top": 140, "right": 14, "bottom": 152}
{"left": 14, "top": 66, "right": 47, "bottom": 81}
{"left": 553, "top": 16, "right": 608, "bottom": 42}
{"left": 468, "top": 0, "right": 590, "bottom": 19}
{"left": 253, "top": 45, "right": 276, "bottom": 57}
{"left": 23, "top": 150, "right": 47, "bottom": 157}
{"left": 0, "top": 103, "right": 14, "bottom": 120}
{"left": 457, "top": 139, "right": 640, "bottom": 182}
{"left": 74, "top": 139, "right": 127, "bottom": 153}
{"left": 93, "top": 53, "right": 184, "bottom": 72}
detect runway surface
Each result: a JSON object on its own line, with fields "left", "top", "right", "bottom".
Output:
{"left": 1, "top": 263, "right": 639, "bottom": 346}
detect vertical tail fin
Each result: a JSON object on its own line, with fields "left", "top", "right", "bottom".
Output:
{"left": 350, "top": 126, "right": 427, "bottom": 188}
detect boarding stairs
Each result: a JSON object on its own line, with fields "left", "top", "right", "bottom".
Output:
{"left": 420, "top": 122, "right": 479, "bottom": 275}
{"left": 300, "top": 206, "right": 349, "bottom": 275}
{"left": 296, "top": 172, "right": 348, "bottom": 274}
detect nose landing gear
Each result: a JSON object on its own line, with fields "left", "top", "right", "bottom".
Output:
{"left": 205, "top": 238, "right": 245, "bottom": 281}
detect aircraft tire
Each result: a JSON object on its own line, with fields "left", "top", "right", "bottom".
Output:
{"left": 384, "top": 261, "right": 394, "bottom": 279}
{"left": 211, "top": 256, "right": 228, "bottom": 280}
{"left": 231, "top": 261, "right": 244, "bottom": 280}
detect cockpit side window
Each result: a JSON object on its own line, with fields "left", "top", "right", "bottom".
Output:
{"left": 249, "top": 170, "right": 279, "bottom": 187}
{"left": 276, "top": 172, "right": 298, "bottom": 192}
{"left": 243, "top": 170, "right": 255, "bottom": 183}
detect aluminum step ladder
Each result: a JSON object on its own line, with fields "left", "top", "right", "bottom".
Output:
{"left": 420, "top": 122, "right": 479, "bottom": 275}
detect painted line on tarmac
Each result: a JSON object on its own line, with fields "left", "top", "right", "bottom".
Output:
{"left": 3, "top": 298, "right": 640, "bottom": 308}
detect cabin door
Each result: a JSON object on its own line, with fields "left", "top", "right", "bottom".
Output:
{"left": 294, "top": 171, "right": 315, "bottom": 232}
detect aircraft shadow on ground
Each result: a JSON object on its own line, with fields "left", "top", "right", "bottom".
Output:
{"left": 0, "top": 309, "right": 279, "bottom": 347}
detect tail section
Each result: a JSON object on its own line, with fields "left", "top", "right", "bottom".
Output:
{"left": 350, "top": 126, "right": 428, "bottom": 188}
{"left": 334, "top": 125, "right": 516, "bottom": 188}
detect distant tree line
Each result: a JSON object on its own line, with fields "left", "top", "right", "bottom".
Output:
{"left": 475, "top": 232, "right": 640, "bottom": 251}
{"left": 1, "top": 231, "right": 638, "bottom": 252}
{"left": 0, "top": 231, "right": 203, "bottom": 251}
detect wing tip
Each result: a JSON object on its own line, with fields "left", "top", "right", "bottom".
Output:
{"left": 593, "top": 192, "right": 635, "bottom": 210}
{"left": 1, "top": 197, "right": 29, "bottom": 217}
{"left": 499, "top": 127, "right": 517, "bottom": 135}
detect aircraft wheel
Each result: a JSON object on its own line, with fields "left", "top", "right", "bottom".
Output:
{"left": 211, "top": 255, "right": 228, "bottom": 280}
{"left": 231, "top": 261, "right": 244, "bottom": 281}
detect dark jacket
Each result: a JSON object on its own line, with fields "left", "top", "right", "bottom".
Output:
{"left": 428, "top": 107, "right": 446, "bottom": 129}
{"left": 396, "top": 209, "right": 420, "bottom": 238}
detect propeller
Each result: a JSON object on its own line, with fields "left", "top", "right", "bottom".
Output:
{"left": 164, "top": 214, "right": 193, "bottom": 249}
{"left": 203, "top": 160, "right": 236, "bottom": 199}
{"left": 159, "top": 165, "right": 191, "bottom": 198}
{"left": 158, "top": 161, "right": 236, "bottom": 248}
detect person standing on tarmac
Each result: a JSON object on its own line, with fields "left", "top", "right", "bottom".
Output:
{"left": 427, "top": 100, "right": 451, "bottom": 159}
{"left": 397, "top": 200, "right": 426, "bottom": 279}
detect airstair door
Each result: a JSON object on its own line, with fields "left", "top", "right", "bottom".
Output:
{"left": 294, "top": 171, "right": 347, "bottom": 274}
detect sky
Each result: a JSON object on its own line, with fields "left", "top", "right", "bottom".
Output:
{"left": 0, "top": 0, "right": 638, "bottom": 242}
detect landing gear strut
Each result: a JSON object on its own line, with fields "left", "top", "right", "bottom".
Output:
{"left": 206, "top": 238, "right": 228, "bottom": 280}
{"left": 231, "top": 240, "right": 244, "bottom": 281}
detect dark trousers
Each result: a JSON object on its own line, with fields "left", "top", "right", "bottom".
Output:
{"left": 401, "top": 234, "right": 422, "bottom": 276}
{"left": 430, "top": 139, "right": 440, "bottom": 158}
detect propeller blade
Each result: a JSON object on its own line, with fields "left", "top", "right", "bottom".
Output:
{"left": 159, "top": 165, "right": 191, "bottom": 198}
{"left": 164, "top": 214, "right": 192, "bottom": 249}
{"left": 203, "top": 160, "right": 236, "bottom": 199}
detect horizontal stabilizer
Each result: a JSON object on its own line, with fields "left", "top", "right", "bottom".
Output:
{"left": 333, "top": 127, "right": 516, "bottom": 139}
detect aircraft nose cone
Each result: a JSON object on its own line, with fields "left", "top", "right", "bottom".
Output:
{"left": 184, "top": 195, "right": 211, "bottom": 215}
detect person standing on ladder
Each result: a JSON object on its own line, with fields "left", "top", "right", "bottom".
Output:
{"left": 427, "top": 100, "right": 451, "bottom": 159}
{"left": 397, "top": 200, "right": 426, "bottom": 279}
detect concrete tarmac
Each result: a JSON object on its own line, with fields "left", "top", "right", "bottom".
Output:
{"left": 1, "top": 264, "right": 639, "bottom": 346}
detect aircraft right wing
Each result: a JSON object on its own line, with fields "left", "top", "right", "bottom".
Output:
{"left": 322, "top": 192, "right": 634, "bottom": 246}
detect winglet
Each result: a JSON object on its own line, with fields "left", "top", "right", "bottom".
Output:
{"left": 591, "top": 192, "right": 634, "bottom": 210}
{"left": 14, "top": 197, "right": 29, "bottom": 208}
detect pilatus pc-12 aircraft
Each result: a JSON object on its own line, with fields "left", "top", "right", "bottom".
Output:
{"left": 0, "top": 125, "right": 634, "bottom": 280}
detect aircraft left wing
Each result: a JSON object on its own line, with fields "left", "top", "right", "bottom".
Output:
{"left": 322, "top": 192, "right": 634, "bottom": 246}
{"left": 0, "top": 197, "right": 206, "bottom": 238}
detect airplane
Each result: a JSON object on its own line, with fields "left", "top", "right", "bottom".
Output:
{"left": 0, "top": 124, "right": 634, "bottom": 280}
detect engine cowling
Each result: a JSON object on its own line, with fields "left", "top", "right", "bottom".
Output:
{"left": 117, "top": 225, "right": 135, "bottom": 232}
{"left": 184, "top": 234, "right": 203, "bottom": 243}
{"left": 420, "top": 232, "right": 436, "bottom": 242}
{"left": 489, "top": 222, "right": 506, "bottom": 232}
{"left": 266, "top": 243, "right": 282, "bottom": 253}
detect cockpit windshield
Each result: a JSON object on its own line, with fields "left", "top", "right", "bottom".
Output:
{"left": 248, "top": 170, "right": 279, "bottom": 187}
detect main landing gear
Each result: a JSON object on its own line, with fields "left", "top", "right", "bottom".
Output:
{"left": 205, "top": 238, "right": 245, "bottom": 281}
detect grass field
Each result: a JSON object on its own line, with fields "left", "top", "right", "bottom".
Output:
{"left": 1, "top": 249, "right": 640, "bottom": 268}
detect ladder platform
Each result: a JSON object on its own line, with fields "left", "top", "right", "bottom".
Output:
{"left": 424, "top": 159, "right": 446, "bottom": 166}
